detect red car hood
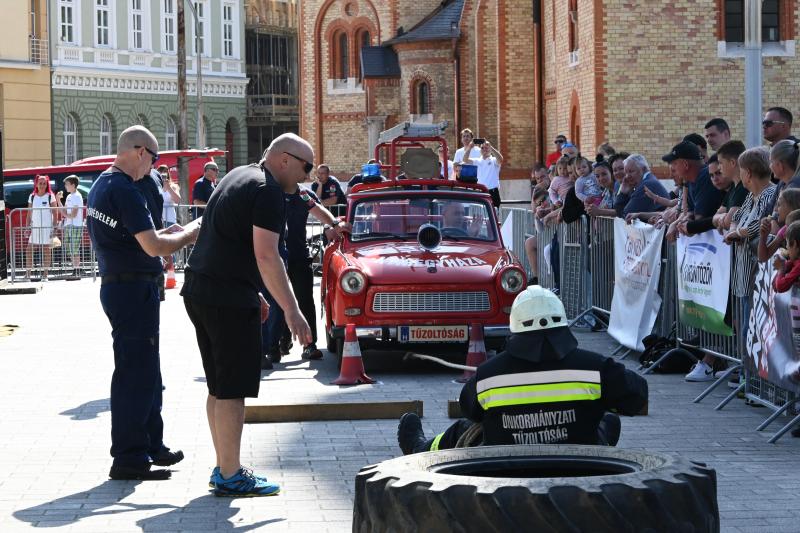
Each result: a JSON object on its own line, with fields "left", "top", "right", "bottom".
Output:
{"left": 344, "top": 241, "right": 512, "bottom": 284}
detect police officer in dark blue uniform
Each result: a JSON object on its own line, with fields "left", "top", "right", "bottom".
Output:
{"left": 87, "top": 126, "right": 200, "bottom": 480}
{"left": 398, "top": 286, "right": 648, "bottom": 453}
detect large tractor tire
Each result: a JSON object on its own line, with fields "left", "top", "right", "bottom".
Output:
{"left": 353, "top": 445, "right": 718, "bottom": 533}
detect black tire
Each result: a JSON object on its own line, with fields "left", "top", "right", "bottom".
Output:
{"left": 353, "top": 445, "right": 719, "bottom": 533}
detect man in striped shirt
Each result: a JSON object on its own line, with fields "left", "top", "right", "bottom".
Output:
{"left": 398, "top": 286, "right": 648, "bottom": 453}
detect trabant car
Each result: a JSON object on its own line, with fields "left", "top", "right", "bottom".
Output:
{"left": 322, "top": 178, "right": 526, "bottom": 360}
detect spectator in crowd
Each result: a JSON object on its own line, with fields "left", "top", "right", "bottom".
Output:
{"left": 678, "top": 155, "right": 736, "bottom": 236}
{"left": 465, "top": 140, "right": 503, "bottom": 208}
{"left": 712, "top": 140, "right": 748, "bottom": 231}
{"left": 609, "top": 152, "right": 630, "bottom": 191}
{"left": 596, "top": 142, "right": 616, "bottom": 159}
{"left": 311, "top": 164, "right": 346, "bottom": 209}
{"left": 683, "top": 133, "right": 709, "bottom": 162}
{"left": 546, "top": 134, "right": 567, "bottom": 168}
{"left": 585, "top": 157, "right": 617, "bottom": 217}
{"left": 704, "top": 118, "right": 731, "bottom": 152}
{"left": 61, "top": 175, "right": 84, "bottom": 279}
{"left": 765, "top": 139, "right": 800, "bottom": 219}
{"left": 614, "top": 154, "right": 669, "bottom": 218}
{"left": 452, "top": 128, "right": 482, "bottom": 165}
{"left": 573, "top": 155, "right": 603, "bottom": 204}
{"left": 192, "top": 162, "right": 218, "bottom": 218}
{"left": 547, "top": 157, "right": 572, "bottom": 207}
{"left": 672, "top": 138, "right": 723, "bottom": 219}
{"left": 524, "top": 187, "right": 551, "bottom": 283}
{"left": 452, "top": 161, "right": 462, "bottom": 180}
{"left": 772, "top": 221, "right": 800, "bottom": 293}
{"left": 182, "top": 133, "right": 313, "bottom": 496}
{"left": 758, "top": 190, "right": 800, "bottom": 263}
{"left": 561, "top": 142, "right": 579, "bottom": 160}
{"left": 763, "top": 107, "right": 798, "bottom": 146}
{"left": 25, "top": 175, "right": 57, "bottom": 281}
{"left": 159, "top": 165, "right": 182, "bottom": 289}
{"left": 438, "top": 145, "right": 455, "bottom": 179}
{"left": 531, "top": 163, "right": 549, "bottom": 189}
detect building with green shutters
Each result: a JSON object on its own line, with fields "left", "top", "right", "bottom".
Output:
{"left": 49, "top": 0, "right": 248, "bottom": 171}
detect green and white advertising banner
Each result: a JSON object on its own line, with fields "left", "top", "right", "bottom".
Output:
{"left": 677, "top": 231, "right": 733, "bottom": 336}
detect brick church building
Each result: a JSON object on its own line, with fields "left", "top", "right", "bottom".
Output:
{"left": 300, "top": 0, "right": 800, "bottom": 200}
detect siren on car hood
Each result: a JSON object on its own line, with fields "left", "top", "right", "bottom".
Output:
{"left": 417, "top": 224, "right": 442, "bottom": 251}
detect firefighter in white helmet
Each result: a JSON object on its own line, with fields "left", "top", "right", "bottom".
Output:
{"left": 397, "top": 286, "right": 648, "bottom": 454}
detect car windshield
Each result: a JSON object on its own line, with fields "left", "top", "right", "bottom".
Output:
{"left": 350, "top": 197, "right": 496, "bottom": 242}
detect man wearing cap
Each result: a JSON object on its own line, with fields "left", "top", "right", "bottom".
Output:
{"left": 397, "top": 286, "right": 648, "bottom": 453}
{"left": 679, "top": 135, "right": 723, "bottom": 219}
{"left": 192, "top": 162, "right": 219, "bottom": 218}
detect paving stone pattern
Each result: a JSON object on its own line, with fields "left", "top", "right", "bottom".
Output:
{"left": 1, "top": 277, "right": 800, "bottom": 532}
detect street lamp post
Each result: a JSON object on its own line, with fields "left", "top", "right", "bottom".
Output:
{"left": 185, "top": 1, "right": 205, "bottom": 148}
{"left": 743, "top": 0, "right": 763, "bottom": 148}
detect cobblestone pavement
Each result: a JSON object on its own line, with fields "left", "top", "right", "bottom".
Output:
{"left": 2, "top": 277, "right": 800, "bottom": 532}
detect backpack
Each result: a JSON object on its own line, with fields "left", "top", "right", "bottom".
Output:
{"left": 638, "top": 332, "right": 696, "bottom": 374}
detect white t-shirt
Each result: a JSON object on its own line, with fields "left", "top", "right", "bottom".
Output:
{"left": 452, "top": 146, "right": 482, "bottom": 165}
{"left": 162, "top": 190, "right": 177, "bottom": 224}
{"left": 474, "top": 156, "right": 501, "bottom": 190}
{"left": 64, "top": 192, "right": 84, "bottom": 227}
{"left": 440, "top": 160, "right": 455, "bottom": 179}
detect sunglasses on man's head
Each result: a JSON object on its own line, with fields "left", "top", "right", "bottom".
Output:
{"left": 135, "top": 145, "right": 159, "bottom": 165}
{"left": 554, "top": 139, "right": 565, "bottom": 144}
{"left": 762, "top": 120, "right": 787, "bottom": 128}
{"left": 285, "top": 152, "right": 314, "bottom": 174}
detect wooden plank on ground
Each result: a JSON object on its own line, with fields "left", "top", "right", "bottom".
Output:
{"left": 245, "top": 400, "right": 423, "bottom": 423}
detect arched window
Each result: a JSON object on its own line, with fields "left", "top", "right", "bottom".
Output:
{"left": 64, "top": 114, "right": 77, "bottom": 164}
{"left": 99, "top": 114, "right": 112, "bottom": 155}
{"left": 135, "top": 113, "right": 149, "bottom": 128}
{"left": 415, "top": 81, "right": 430, "bottom": 115}
{"left": 338, "top": 32, "right": 349, "bottom": 79}
{"left": 165, "top": 115, "right": 177, "bottom": 151}
{"left": 355, "top": 29, "right": 371, "bottom": 80}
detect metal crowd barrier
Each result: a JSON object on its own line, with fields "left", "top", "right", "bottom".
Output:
{"left": 521, "top": 207, "right": 800, "bottom": 443}
{"left": 498, "top": 207, "right": 535, "bottom": 277}
{"left": 7, "top": 207, "right": 96, "bottom": 282}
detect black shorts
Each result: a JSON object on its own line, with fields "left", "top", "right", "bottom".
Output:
{"left": 183, "top": 297, "right": 262, "bottom": 399}
{"left": 489, "top": 188, "right": 501, "bottom": 208}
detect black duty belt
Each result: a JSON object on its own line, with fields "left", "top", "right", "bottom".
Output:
{"left": 101, "top": 272, "right": 162, "bottom": 285}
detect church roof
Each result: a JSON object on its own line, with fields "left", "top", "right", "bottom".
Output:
{"left": 383, "top": 0, "right": 464, "bottom": 45}
{"left": 361, "top": 46, "right": 401, "bottom": 78}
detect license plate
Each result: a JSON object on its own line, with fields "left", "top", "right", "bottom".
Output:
{"left": 398, "top": 325, "right": 468, "bottom": 343}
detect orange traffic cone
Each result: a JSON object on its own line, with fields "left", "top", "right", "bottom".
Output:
{"left": 165, "top": 266, "right": 176, "bottom": 289}
{"left": 456, "top": 323, "right": 487, "bottom": 383}
{"left": 331, "top": 324, "right": 376, "bottom": 386}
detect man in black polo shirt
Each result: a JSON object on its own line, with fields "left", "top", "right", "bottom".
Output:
{"left": 191, "top": 162, "right": 218, "bottom": 218}
{"left": 181, "top": 133, "right": 313, "bottom": 497}
{"left": 311, "top": 164, "right": 346, "bottom": 209}
{"left": 87, "top": 125, "right": 199, "bottom": 481}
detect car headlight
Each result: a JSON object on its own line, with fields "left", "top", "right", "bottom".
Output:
{"left": 341, "top": 270, "right": 366, "bottom": 294}
{"left": 501, "top": 269, "right": 525, "bottom": 293}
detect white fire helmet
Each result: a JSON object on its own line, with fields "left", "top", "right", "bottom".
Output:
{"left": 509, "top": 285, "right": 567, "bottom": 333}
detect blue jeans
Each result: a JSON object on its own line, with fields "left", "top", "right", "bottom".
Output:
{"left": 100, "top": 280, "right": 164, "bottom": 467}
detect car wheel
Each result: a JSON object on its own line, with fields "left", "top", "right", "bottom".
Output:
{"left": 353, "top": 445, "right": 719, "bottom": 533}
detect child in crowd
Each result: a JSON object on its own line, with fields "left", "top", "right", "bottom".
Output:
{"left": 758, "top": 189, "right": 800, "bottom": 263}
{"left": 62, "top": 175, "right": 83, "bottom": 279}
{"left": 773, "top": 221, "right": 800, "bottom": 293}
{"left": 573, "top": 155, "right": 604, "bottom": 205}
{"left": 547, "top": 157, "right": 573, "bottom": 206}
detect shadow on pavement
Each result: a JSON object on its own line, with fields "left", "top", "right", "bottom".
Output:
{"left": 59, "top": 398, "right": 110, "bottom": 420}
{"left": 12, "top": 480, "right": 175, "bottom": 527}
{"left": 136, "top": 494, "right": 285, "bottom": 531}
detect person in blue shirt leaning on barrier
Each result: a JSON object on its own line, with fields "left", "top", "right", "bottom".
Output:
{"left": 87, "top": 125, "right": 200, "bottom": 481}
{"left": 397, "top": 286, "right": 648, "bottom": 453}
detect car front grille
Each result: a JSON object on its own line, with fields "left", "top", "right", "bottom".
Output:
{"left": 372, "top": 291, "right": 491, "bottom": 313}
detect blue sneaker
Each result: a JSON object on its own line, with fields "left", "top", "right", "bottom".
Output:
{"left": 209, "top": 466, "right": 268, "bottom": 488}
{"left": 213, "top": 468, "right": 279, "bottom": 497}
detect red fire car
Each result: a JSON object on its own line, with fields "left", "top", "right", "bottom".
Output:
{"left": 322, "top": 178, "right": 526, "bottom": 359}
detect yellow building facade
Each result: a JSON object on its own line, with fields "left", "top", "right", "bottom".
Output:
{"left": 0, "top": 0, "right": 51, "bottom": 169}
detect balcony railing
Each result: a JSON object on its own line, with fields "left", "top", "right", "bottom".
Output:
{"left": 29, "top": 37, "right": 49, "bottom": 65}
{"left": 246, "top": 94, "right": 299, "bottom": 117}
